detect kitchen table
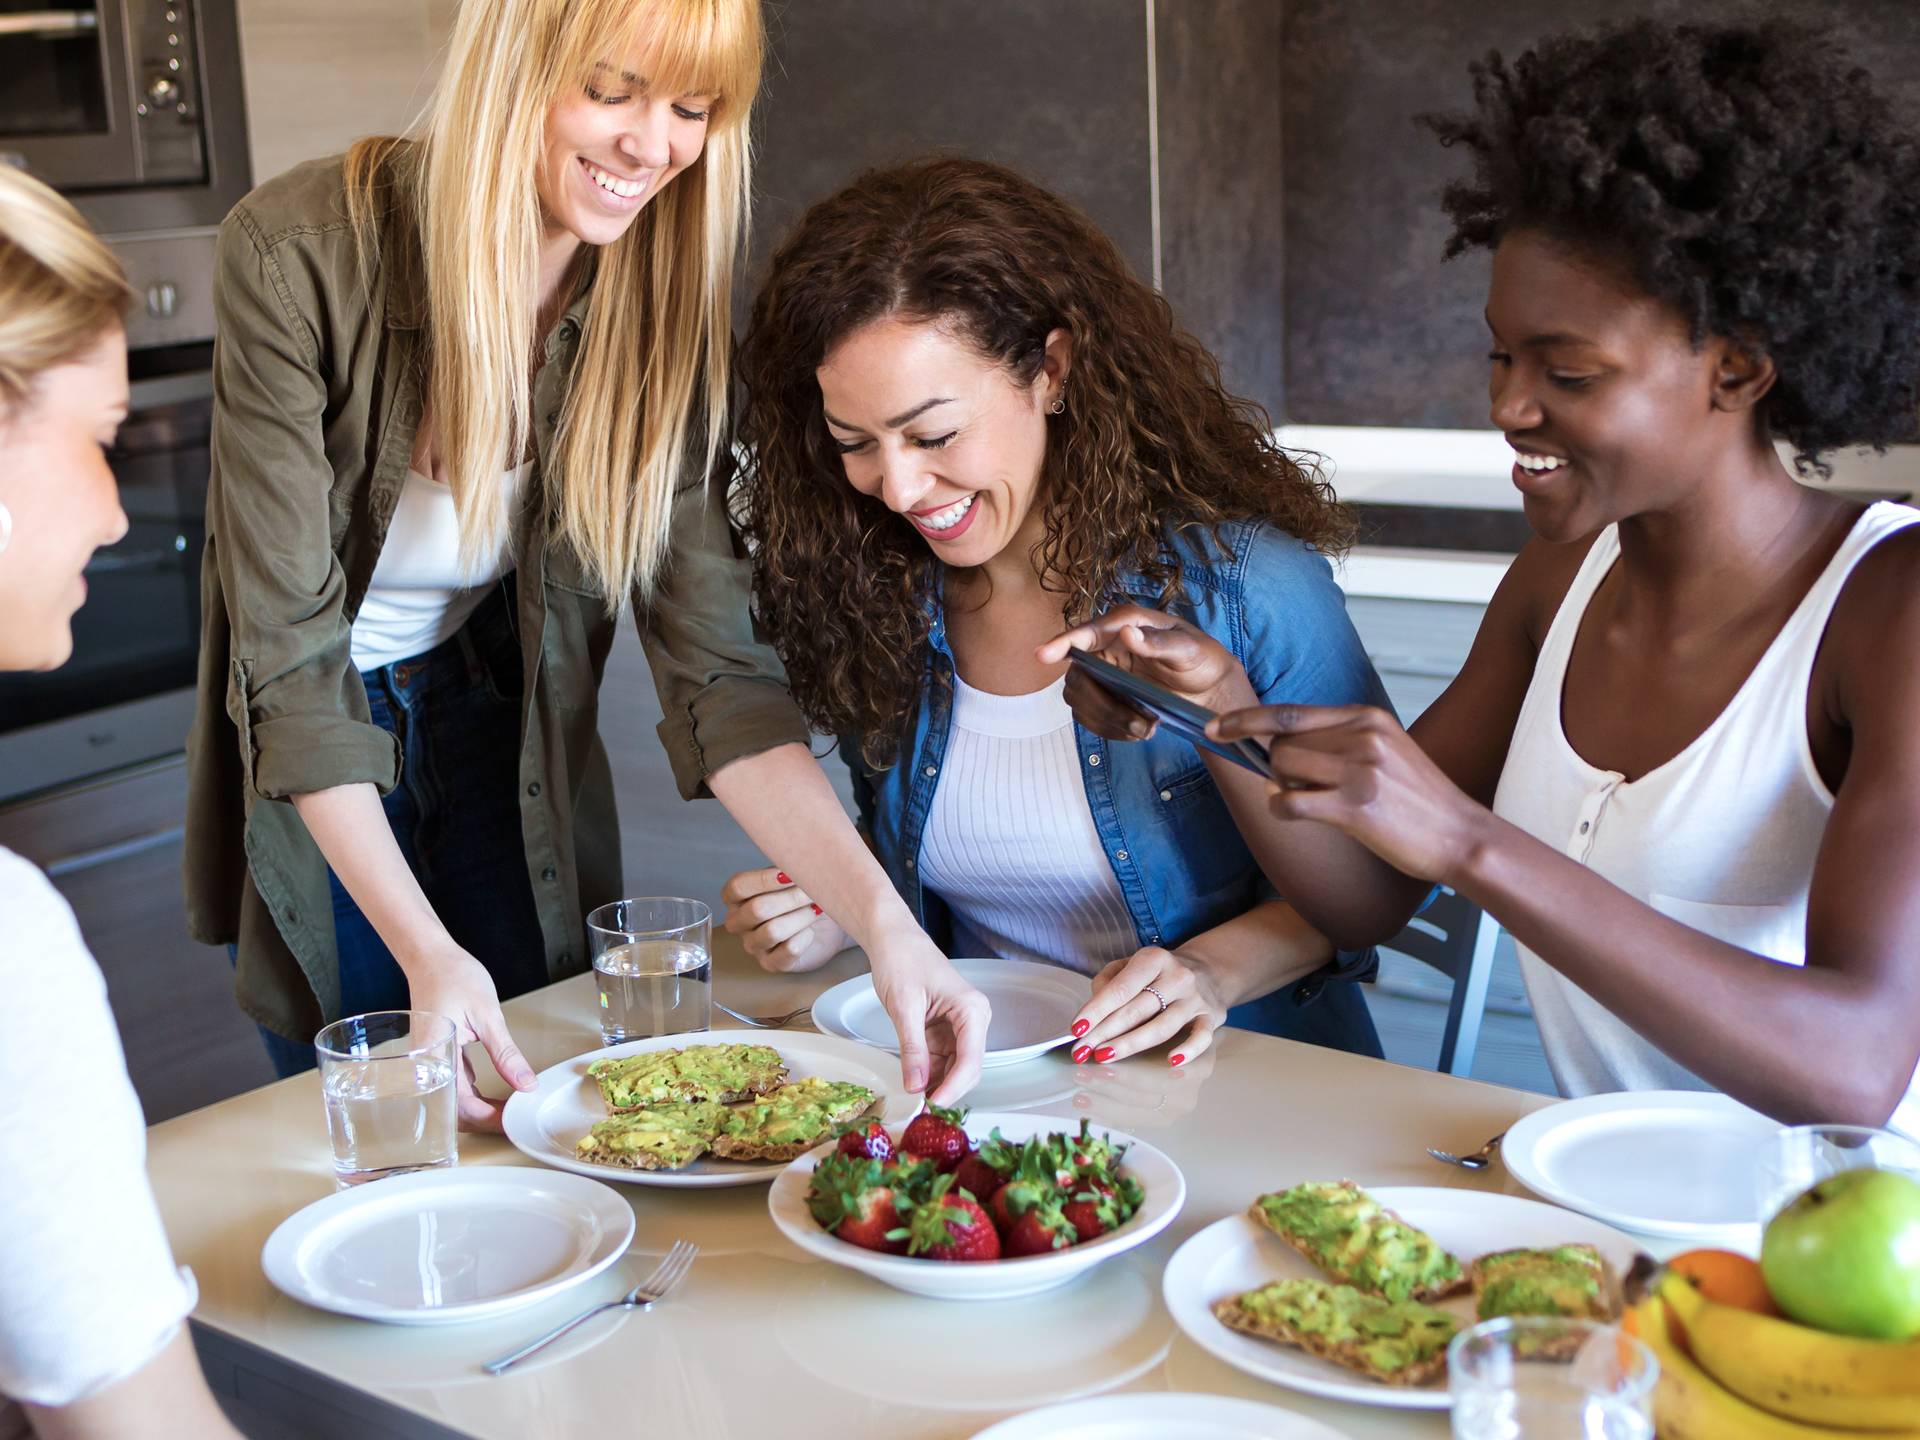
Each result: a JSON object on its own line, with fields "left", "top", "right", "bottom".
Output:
{"left": 151, "top": 934, "right": 1574, "bottom": 1439}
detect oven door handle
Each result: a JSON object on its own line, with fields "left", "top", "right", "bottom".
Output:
{"left": 45, "top": 824, "right": 186, "bottom": 879}
{"left": 0, "top": 10, "right": 100, "bottom": 36}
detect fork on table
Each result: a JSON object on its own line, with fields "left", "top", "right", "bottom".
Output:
{"left": 482, "top": 1240, "right": 697, "bottom": 1376}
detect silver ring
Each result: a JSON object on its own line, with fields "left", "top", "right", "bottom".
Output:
{"left": 1142, "top": 984, "right": 1168, "bottom": 1014}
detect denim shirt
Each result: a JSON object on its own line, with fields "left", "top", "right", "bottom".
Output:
{"left": 845, "top": 519, "right": 1393, "bottom": 1056}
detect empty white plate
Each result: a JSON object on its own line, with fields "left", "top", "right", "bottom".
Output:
{"left": 1161, "top": 1187, "right": 1642, "bottom": 1409}
{"left": 1502, "top": 1089, "right": 1778, "bottom": 1242}
{"left": 261, "top": 1167, "right": 634, "bottom": 1325}
{"left": 971, "top": 1393, "right": 1352, "bottom": 1439}
{"left": 501, "top": 1028, "right": 918, "bottom": 1188}
{"left": 812, "top": 957, "right": 1092, "bottom": 1068}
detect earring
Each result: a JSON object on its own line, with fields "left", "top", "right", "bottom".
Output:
{"left": 1049, "top": 396, "right": 1065, "bottom": 415}
{"left": 0, "top": 499, "right": 11, "bottom": 557}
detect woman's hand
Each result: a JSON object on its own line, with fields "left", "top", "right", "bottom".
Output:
{"left": 720, "top": 867, "right": 851, "bottom": 973}
{"left": 1210, "top": 703, "right": 1486, "bottom": 884}
{"left": 865, "top": 929, "right": 991, "bottom": 1105}
{"left": 1069, "top": 946, "right": 1227, "bottom": 1066}
{"left": 1038, "top": 605, "right": 1256, "bottom": 740}
{"left": 404, "top": 947, "right": 536, "bottom": 1132}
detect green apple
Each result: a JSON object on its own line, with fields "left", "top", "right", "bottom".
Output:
{"left": 1760, "top": 1168, "right": 1920, "bottom": 1340}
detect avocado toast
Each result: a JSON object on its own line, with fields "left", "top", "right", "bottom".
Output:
{"left": 575, "top": 1101, "right": 731, "bottom": 1171}
{"left": 587, "top": 1043, "right": 788, "bottom": 1111}
{"left": 1250, "top": 1180, "right": 1467, "bottom": 1302}
{"left": 1470, "top": 1244, "right": 1617, "bottom": 1323}
{"left": 1213, "top": 1277, "right": 1459, "bottom": 1387}
{"left": 711, "top": 1078, "right": 879, "bottom": 1161}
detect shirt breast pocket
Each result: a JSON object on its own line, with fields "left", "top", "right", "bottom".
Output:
{"left": 1647, "top": 892, "right": 1805, "bottom": 969}
{"left": 1153, "top": 764, "right": 1217, "bottom": 810}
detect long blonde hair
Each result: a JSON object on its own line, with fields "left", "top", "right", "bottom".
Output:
{"left": 345, "top": 0, "right": 762, "bottom": 600}
{"left": 0, "top": 166, "right": 131, "bottom": 419}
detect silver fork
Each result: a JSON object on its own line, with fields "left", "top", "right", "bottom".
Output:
{"left": 713, "top": 1000, "right": 811, "bottom": 1029}
{"left": 1427, "top": 1131, "right": 1506, "bottom": 1170}
{"left": 482, "top": 1240, "right": 697, "bottom": 1376}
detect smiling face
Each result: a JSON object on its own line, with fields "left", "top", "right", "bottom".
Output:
{"left": 0, "top": 323, "right": 129, "bottom": 671}
{"left": 1485, "top": 229, "right": 1766, "bottom": 543}
{"left": 536, "top": 47, "right": 714, "bottom": 250}
{"left": 817, "top": 316, "right": 1068, "bottom": 571}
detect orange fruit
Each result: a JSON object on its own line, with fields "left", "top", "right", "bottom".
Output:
{"left": 1667, "top": 1248, "right": 1780, "bottom": 1315}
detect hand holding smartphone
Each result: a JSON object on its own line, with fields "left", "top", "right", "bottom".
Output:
{"left": 1066, "top": 647, "right": 1273, "bottom": 778}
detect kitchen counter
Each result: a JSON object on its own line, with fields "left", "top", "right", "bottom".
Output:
{"left": 153, "top": 937, "right": 1576, "bottom": 1439}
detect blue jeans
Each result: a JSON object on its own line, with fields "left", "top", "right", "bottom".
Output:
{"left": 252, "top": 580, "right": 550, "bottom": 1077}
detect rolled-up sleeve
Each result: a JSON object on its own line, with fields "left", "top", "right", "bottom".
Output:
{"left": 208, "top": 210, "right": 400, "bottom": 801}
{"left": 638, "top": 446, "right": 811, "bottom": 800}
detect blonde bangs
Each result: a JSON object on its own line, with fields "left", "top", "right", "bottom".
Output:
{"left": 551, "top": 0, "right": 762, "bottom": 131}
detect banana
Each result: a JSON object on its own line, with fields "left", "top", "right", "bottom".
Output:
{"left": 1660, "top": 1273, "right": 1920, "bottom": 1430}
{"left": 1630, "top": 1296, "right": 1920, "bottom": 1440}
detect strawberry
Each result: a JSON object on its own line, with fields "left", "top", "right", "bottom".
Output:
{"left": 834, "top": 1119, "right": 894, "bottom": 1162}
{"left": 1002, "top": 1194, "right": 1077, "bottom": 1256}
{"left": 1062, "top": 1171, "right": 1146, "bottom": 1242}
{"left": 903, "top": 1174, "right": 1001, "bottom": 1261}
{"left": 805, "top": 1154, "right": 911, "bottom": 1255}
{"left": 899, "top": 1104, "right": 971, "bottom": 1172}
{"left": 1060, "top": 1119, "right": 1123, "bottom": 1179}
{"left": 953, "top": 1152, "right": 1007, "bottom": 1203}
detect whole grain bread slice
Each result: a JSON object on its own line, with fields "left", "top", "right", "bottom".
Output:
{"left": 709, "top": 1079, "right": 878, "bottom": 1162}
{"left": 1249, "top": 1180, "right": 1469, "bottom": 1302}
{"left": 1468, "top": 1243, "right": 1619, "bottom": 1332}
{"left": 1212, "top": 1278, "right": 1457, "bottom": 1388}
{"left": 587, "top": 1044, "right": 788, "bottom": 1112}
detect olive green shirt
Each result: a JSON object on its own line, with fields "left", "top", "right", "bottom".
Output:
{"left": 182, "top": 155, "right": 809, "bottom": 1042}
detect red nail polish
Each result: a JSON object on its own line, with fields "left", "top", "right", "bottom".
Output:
{"left": 1170, "top": 1054, "right": 1185, "bottom": 1067}
{"left": 1072, "top": 1045, "right": 1092, "bottom": 1063}
{"left": 1094, "top": 1046, "right": 1115, "bottom": 1063}
{"left": 1071, "top": 1019, "right": 1089, "bottom": 1038}
{"left": 811, "top": 903, "right": 823, "bottom": 915}
{"left": 776, "top": 872, "right": 791, "bottom": 885}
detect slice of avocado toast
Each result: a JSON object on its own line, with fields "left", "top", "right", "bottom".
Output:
{"left": 574, "top": 1101, "right": 730, "bottom": 1171}
{"left": 587, "top": 1043, "right": 788, "bottom": 1111}
{"left": 1469, "top": 1244, "right": 1616, "bottom": 1323}
{"left": 711, "top": 1078, "right": 878, "bottom": 1161}
{"left": 1249, "top": 1180, "right": 1466, "bottom": 1302}
{"left": 1213, "top": 1277, "right": 1458, "bottom": 1386}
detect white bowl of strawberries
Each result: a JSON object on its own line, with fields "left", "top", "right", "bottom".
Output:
{"left": 767, "top": 1107, "right": 1186, "bottom": 1301}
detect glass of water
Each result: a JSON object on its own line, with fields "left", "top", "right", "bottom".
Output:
{"left": 1755, "top": 1124, "right": 1920, "bottom": 1223}
{"left": 315, "top": 1010, "right": 458, "bottom": 1187}
{"left": 1449, "top": 1316, "right": 1657, "bottom": 1440}
{"left": 587, "top": 897, "right": 712, "bottom": 1044}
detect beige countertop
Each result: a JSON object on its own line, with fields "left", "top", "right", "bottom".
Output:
{"left": 150, "top": 937, "right": 1573, "bottom": 1439}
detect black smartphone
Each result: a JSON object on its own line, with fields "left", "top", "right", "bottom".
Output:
{"left": 1066, "top": 647, "right": 1272, "bottom": 778}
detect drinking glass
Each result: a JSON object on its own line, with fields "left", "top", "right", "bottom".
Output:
{"left": 587, "top": 897, "right": 712, "bottom": 1044}
{"left": 1448, "top": 1317, "right": 1657, "bottom": 1440}
{"left": 316, "top": 1010, "right": 458, "bottom": 1187}
{"left": 1754, "top": 1124, "right": 1920, "bottom": 1224}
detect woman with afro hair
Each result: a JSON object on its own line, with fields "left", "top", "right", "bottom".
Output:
{"left": 1057, "top": 18, "right": 1920, "bottom": 1132}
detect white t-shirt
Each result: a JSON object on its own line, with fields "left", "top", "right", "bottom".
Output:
{"left": 0, "top": 847, "right": 196, "bottom": 1413}
{"left": 349, "top": 463, "right": 528, "bottom": 671}
{"left": 916, "top": 675, "right": 1139, "bottom": 974}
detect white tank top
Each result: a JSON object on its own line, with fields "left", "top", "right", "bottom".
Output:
{"left": 349, "top": 463, "right": 528, "bottom": 671}
{"left": 1492, "top": 501, "right": 1920, "bottom": 1138}
{"left": 917, "top": 675, "right": 1139, "bottom": 975}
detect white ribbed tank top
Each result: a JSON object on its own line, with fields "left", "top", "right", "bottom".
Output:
{"left": 917, "top": 675, "right": 1139, "bottom": 975}
{"left": 1492, "top": 501, "right": 1920, "bottom": 1137}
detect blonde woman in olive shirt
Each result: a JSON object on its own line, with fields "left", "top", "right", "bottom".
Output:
{"left": 185, "top": 0, "right": 987, "bottom": 1124}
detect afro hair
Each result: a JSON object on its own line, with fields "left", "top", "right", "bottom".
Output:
{"left": 1423, "top": 19, "right": 1920, "bottom": 470}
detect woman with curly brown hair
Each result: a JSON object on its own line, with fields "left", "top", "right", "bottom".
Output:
{"left": 720, "top": 157, "right": 1403, "bottom": 1067}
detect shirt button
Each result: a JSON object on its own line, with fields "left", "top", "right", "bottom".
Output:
{"left": 283, "top": 907, "right": 298, "bottom": 925}
{"left": 1115, "top": 850, "right": 1129, "bottom": 862}
{"left": 1088, "top": 754, "right": 1101, "bottom": 767}
{"left": 527, "top": 781, "right": 542, "bottom": 797}
{"left": 559, "top": 951, "right": 571, "bottom": 967}
{"left": 541, "top": 865, "right": 558, "bottom": 882}
{"left": 905, "top": 858, "right": 916, "bottom": 870}
{"left": 1579, "top": 820, "right": 1591, "bottom": 834}
{"left": 923, "top": 765, "right": 937, "bottom": 778}
{"left": 1159, "top": 788, "right": 1173, "bottom": 802}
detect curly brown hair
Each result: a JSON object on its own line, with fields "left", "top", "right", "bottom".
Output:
{"left": 736, "top": 156, "right": 1350, "bottom": 766}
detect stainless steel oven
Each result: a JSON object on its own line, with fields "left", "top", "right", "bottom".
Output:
{"left": 0, "top": 0, "right": 246, "bottom": 802}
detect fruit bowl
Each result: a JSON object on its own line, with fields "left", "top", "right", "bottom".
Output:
{"left": 767, "top": 1110, "right": 1186, "bottom": 1300}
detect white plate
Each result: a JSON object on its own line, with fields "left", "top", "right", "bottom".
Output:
{"left": 812, "top": 957, "right": 1093, "bottom": 1068}
{"left": 1502, "top": 1090, "right": 1777, "bottom": 1241}
{"left": 769, "top": 1110, "right": 1185, "bottom": 1300}
{"left": 971, "top": 1393, "right": 1352, "bottom": 1439}
{"left": 501, "top": 1028, "right": 918, "bottom": 1188}
{"left": 1162, "top": 1186, "right": 1643, "bottom": 1410}
{"left": 261, "top": 1168, "right": 634, "bottom": 1326}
